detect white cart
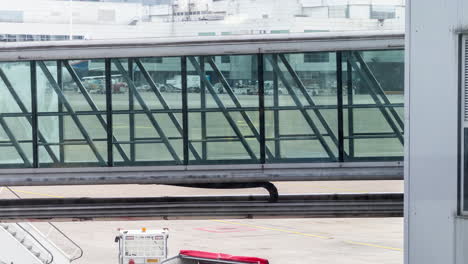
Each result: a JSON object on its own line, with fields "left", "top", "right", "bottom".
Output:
{"left": 116, "top": 228, "right": 169, "bottom": 264}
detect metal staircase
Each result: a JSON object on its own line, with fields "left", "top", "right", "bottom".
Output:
{"left": 0, "top": 222, "right": 83, "bottom": 264}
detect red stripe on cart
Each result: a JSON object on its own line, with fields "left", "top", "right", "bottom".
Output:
{"left": 179, "top": 250, "right": 269, "bottom": 264}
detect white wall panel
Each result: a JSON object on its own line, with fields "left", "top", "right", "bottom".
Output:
{"left": 349, "top": 5, "right": 370, "bottom": 19}
{"left": 303, "top": 7, "right": 329, "bottom": 18}
{"left": 406, "top": 0, "right": 464, "bottom": 263}
{"left": 301, "top": 0, "right": 324, "bottom": 7}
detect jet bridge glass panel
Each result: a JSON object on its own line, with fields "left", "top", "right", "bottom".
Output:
{"left": 0, "top": 62, "right": 33, "bottom": 167}
{"left": 343, "top": 50, "right": 404, "bottom": 160}
{"left": 187, "top": 55, "right": 260, "bottom": 164}
{"left": 111, "top": 57, "right": 184, "bottom": 166}
{"left": 264, "top": 52, "right": 339, "bottom": 162}
{"left": 0, "top": 49, "right": 404, "bottom": 168}
{"left": 37, "top": 60, "right": 109, "bottom": 167}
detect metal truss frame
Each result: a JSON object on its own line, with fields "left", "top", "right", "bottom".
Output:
{"left": 113, "top": 59, "right": 182, "bottom": 164}
{"left": 346, "top": 51, "right": 404, "bottom": 144}
{"left": 0, "top": 49, "right": 404, "bottom": 169}
{"left": 188, "top": 56, "right": 258, "bottom": 161}
{"left": 0, "top": 192, "right": 403, "bottom": 222}
{"left": 38, "top": 61, "right": 106, "bottom": 165}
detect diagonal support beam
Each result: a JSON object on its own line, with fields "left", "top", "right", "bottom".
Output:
{"left": 113, "top": 60, "right": 182, "bottom": 164}
{"left": 0, "top": 68, "right": 59, "bottom": 163}
{"left": 37, "top": 61, "right": 106, "bottom": 165}
{"left": 63, "top": 61, "right": 130, "bottom": 162}
{"left": 347, "top": 54, "right": 404, "bottom": 144}
{"left": 205, "top": 56, "right": 274, "bottom": 160}
{"left": 278, "top": 54, "right": 341, "bottom": 150}
{"left": 134, "top": 59, "right": 201, "bottom": 161}
{"left": 0, "top": 116, "right": 31, "bottom": 167}
{"left": 266, "top": 55, "right": 337, "bottom": 160}
{"left": 352, "top": 51, "right": 404, "bottom": 130}
{"left": 188, "top": 57, "right": 258, "bottom": 161}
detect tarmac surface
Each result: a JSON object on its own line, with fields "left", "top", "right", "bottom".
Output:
{"left": 0, "top": 181, "right": 403, "bottom": 264}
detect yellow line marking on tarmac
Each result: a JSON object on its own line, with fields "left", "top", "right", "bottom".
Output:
{"left": 212, "top": 220, "right": 402, "bottom": 252}
{"left": 344, "top": 240, "right": 402, "bottom": 252}
{"left": 9, "top": 189, "right": 65, "bottom": 198}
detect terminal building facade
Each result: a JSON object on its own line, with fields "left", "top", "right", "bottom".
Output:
{"left": 0, "top": 0, "right": 404, "bottom": 41}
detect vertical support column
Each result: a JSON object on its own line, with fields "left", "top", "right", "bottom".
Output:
{"left": 347, "top": 55, "right": 355, "bottom": 158}
{"left": 199, "top": 56, "right": 207, "bottom": 160}
{"left": 31, "top": 61, "right": 38, "bottom": 168}
{"left": 128, "top": 58, "right": 135, "bottom": 163}
{"left": 57, "top": 61, "right": 65, "bottom": 163}
{"left": 105, "top": 59, "right": 113, "bottom": 167}
{"left": 182, "top": 56, "right": 189, "bottom": 165}
{"left": 336, "top": 51, "right": 345, "bottom": 162}
{"left": 258, "top": 54, "right": 266, "bottom": 164}
{"left": 273, "top": 54, "right": 280, "bottom": 159}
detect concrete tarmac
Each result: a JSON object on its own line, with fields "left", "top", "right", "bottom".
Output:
{"left": 0, "top": 181, "right": 403, "bottom": 264}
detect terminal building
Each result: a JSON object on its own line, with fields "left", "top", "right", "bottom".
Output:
{"left": 0, "top": 0, "right": 404, "bottom": 41}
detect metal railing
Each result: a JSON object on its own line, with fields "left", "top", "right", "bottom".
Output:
{"left": 5, "top": 187, "right": 83, "bottom": 263}
{"left": 34, "top": 223, "right": 83, "bottom": 262}
{"left": 0, "top": 193, "right": 403, "bottom": 221}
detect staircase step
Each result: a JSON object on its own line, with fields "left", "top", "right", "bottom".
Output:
{"left": 39, "top": 258, "right": 48, "bottom": 264}
{"left": 2, "top": 223, "right": 58, "bottom": 264}
{"left": 31, "top": 250, "right": 41, "bottom": 258}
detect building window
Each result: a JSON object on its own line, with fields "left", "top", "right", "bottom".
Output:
{"left": 304, "top": 53, "right": 330, "bottom": 63}
{"left": 40, "top": 35, "right": 51, "bottom": 41}
{"left": 370, "top": 5, "right": 396, "bottom": 19}
{"left": 304, "top": 30, "right": 329, "bottom": 33}
{"left": 198, "top": 32, "right": 216, "bottom": 36}
{"left": 221, "top": 56, "right": 231, "bottom": 63}
{"left": 0, "top": 34, "right": 84, "bottom": 42}
{"left": 329, "top": 5, "right": 349, "bottom": 18}
{"left": 0, "top": 10, "right": 23, "bottom": 23}
{"left": 221, "top": 71, "right": 230, "bottom": 79}
{"left": 141, "top": 57, "right": 163, "bottom": 63}
{"left": 270, "top": 30, "right": 290, "bottom": 34}
{"left": 154, "top": 57, "right": 163, "bottom": 63}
